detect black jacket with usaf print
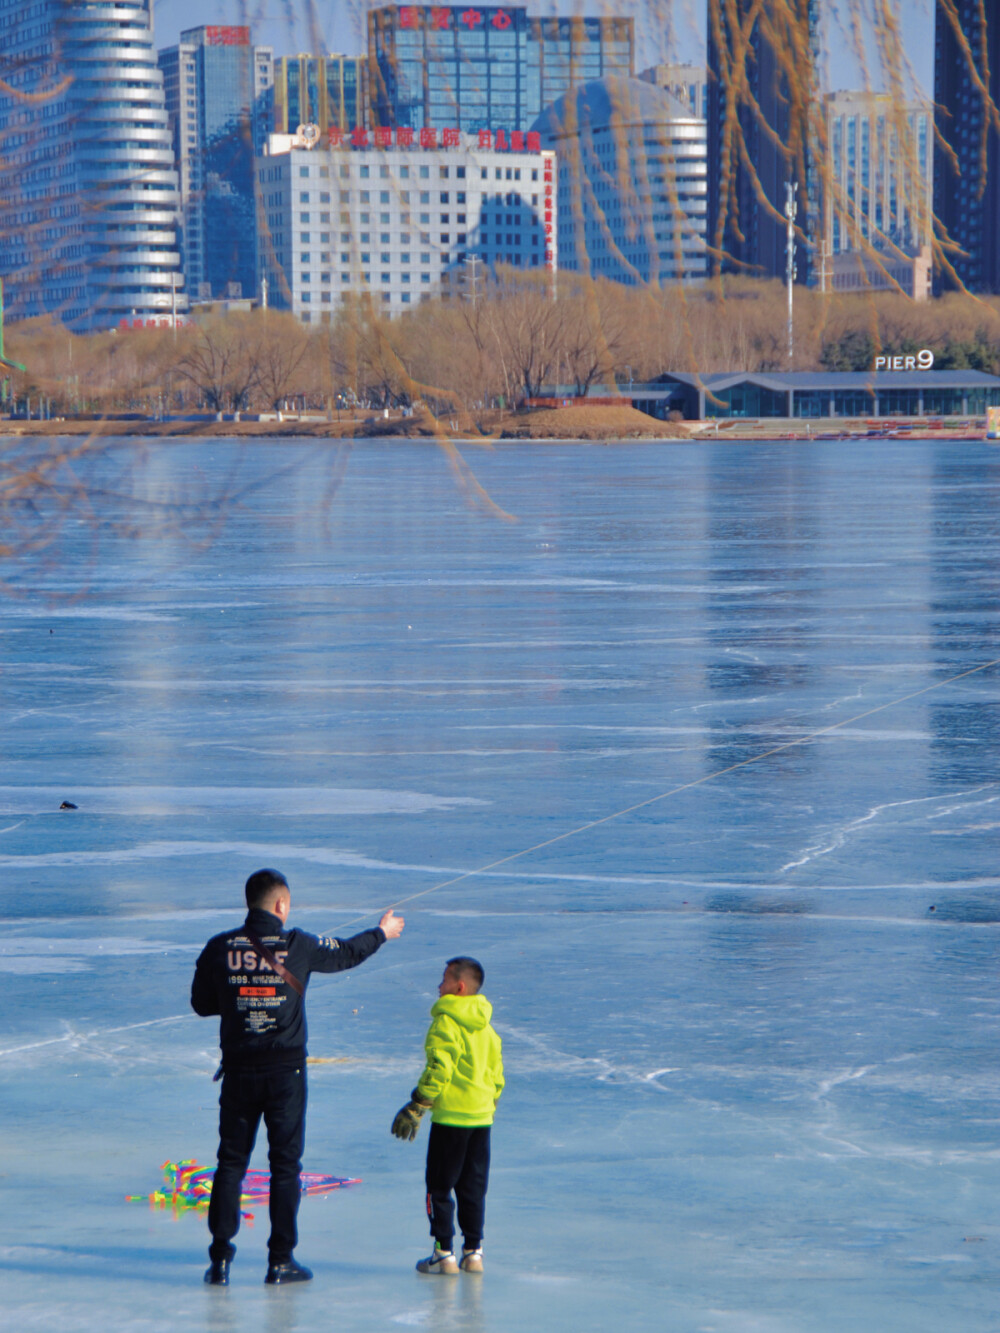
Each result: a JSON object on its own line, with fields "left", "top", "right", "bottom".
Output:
{"left": 191, "top": 907, "right": 385, "bottom": 1070}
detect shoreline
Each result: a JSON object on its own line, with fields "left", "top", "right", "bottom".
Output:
{"left": 0, "top": 411, "right": 990, "bottom": 444}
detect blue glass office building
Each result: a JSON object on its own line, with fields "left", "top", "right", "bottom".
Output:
{"left": 368, "top": 6, "right": 633, "bottom": 133}
{"left": 159, "top": 26, "right": 272, "bottom": 300}
{"left": 706, "top": 0, "right": 819, "bottom": 282}
{"left": 934, "top": 2, "right": 1000, "bottom": 293}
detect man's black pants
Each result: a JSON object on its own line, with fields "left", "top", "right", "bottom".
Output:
{"left": 208, "top": 1065, "right": 306, "bottom": 1264}
{"left": 425, "top": 1122, "right": 491, "bottom": 1251}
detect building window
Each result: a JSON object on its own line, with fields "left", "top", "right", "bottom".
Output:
{"left": 300, "top": 191, "right": 309, "bottom": 202}
{"left": 400, "top": 166, "right": 410, "bottom": 179}
{"left": 299, "top": 166, "right": 309, "bottom": 178}
{"left": 419, "top": 165, "right": 430, "bottom": 178}
{"left": 360, "top": 165, "right": 370, "bottom": 178}
{"left": 380, "top": 165, "right": 389, "bottom": 179}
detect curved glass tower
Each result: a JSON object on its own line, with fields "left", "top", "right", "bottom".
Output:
{"left": 0, "top": 0, "right": 186, "bottom": 329}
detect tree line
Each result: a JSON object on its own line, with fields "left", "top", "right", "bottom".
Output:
{"left": 6, "top": 272, "right": 1000, "bottom": 422}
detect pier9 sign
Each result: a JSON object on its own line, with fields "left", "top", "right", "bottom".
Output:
{"left": 874, "top": 350, "right": 935, "bottom": 371}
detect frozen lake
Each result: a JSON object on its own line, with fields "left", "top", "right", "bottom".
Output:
{"left": 1, "top": 438, "right": 998, "bottom": 1332}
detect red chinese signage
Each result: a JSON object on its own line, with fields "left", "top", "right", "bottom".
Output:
{"left": 204, "top": 25, "right": 251, "bottom": 45}
{"left": 393, "top": 6, "right": 516, "bottom": 31}
{"left": 326, "top": 126, "right": 542, "bottom": 152}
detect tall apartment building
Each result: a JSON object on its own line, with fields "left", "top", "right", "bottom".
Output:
{"left": 819, "top": 90, "right": 931, "bottom": 294}
{"left": 258, "top": 133, "right": 555, "bottom": 320}
{"left": 536, "top": 77, "right": 707, "bottom": 286}
{"left": 0, "top": 0, "right": 185, "bottom": 329}
{"left": 270, "top": 54, "right": 368, "bottom": 135}
{"left": 158, "top": 26, "right": 273, "bottom": 301}
{"left": 368, "top": 5, "right": 632, "bottom": 133}
{"left": 934, "top": 3, "right": 1000, "bottom": 292}
{"left": 638, "top": 64, "right": 707, "bottom": 120}
{"left": 706, "top": 0, "right": 820, "bottom": 282}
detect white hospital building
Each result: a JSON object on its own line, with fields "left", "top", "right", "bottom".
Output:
{"left": 256, "top": 130, "right": 557, "bottom": 320}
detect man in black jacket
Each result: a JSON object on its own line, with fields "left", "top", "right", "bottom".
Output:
{"left": 192, "top": 867, "right": 404, "bottom": 1286}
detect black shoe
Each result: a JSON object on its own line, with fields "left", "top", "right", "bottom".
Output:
{"left": 265, "top": 1258, "right": 313, "bottom": 1285}
{"left": 204, "top": 1258, "right": 231, "bottom": 1286}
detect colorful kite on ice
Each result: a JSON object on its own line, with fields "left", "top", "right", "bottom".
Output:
{"left": 127, "top": 1160, "right": 360, "bottom": 1222}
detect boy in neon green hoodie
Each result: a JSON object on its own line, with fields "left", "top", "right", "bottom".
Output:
{"left": 391, "top": 956, "right": 504, "bottom": 1275}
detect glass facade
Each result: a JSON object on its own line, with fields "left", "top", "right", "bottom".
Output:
{"left": 272, "top": 55, "right": 367, "bottom": 134}
{"left": 822, "top": 92, "right": 932, "bottom": 262}
{"left": 159, "top": 27, "right": 272, "bottom": 301}
{"left": 539, "top": 79, "right": 707, "bottom": 285}
{"left": 0, "top": 0, "right": 185, "bottom": 329}
{"left": 934, "top": 1, "right": 1000, "bottom": 292}
{"left": 369, "top": 6, "right": 632, "bottom": 133}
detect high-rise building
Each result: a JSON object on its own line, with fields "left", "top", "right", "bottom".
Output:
{"left": 257, "top": 133, "right": 555, "bottom": 320}
{"left": 270, "top": 55, "right": 368, "bottom": 136}
{"left": 368, "top": 6, "right": 632, "bottom": 134}
{"left": 0, "top": 0, "right": 185, "bottom": 329}
{"left": 819, "top": 91, "right": 932, "bottom": 287}
{"left": 934, "top": 3, "right": 1000, "bottom": 292}
{"left": 639, "top": 64, "right": 707, "bottom": 120}
{"left": 158, "top": 26, "right": 273, "bottom": 301}
{"left": 706, "top": 0, "right": 819, "bottom": 282}
{"left": 535, "top": 77, "right": 707, "bottom": 286}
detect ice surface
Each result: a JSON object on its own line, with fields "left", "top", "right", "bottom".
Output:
{"left": 1, "top": 439, "right": 999, "bottom": 1331}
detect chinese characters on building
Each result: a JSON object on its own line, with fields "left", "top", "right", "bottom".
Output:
{"left": 326, "top": 125, "right": 542, "bottom": 151}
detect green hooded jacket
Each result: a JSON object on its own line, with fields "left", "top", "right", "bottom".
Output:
{"left": 416, "top": 993, "right": 504, "bottom": 1126}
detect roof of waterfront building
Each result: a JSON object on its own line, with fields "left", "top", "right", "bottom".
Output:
{"left": 652, "top": 370, "right": 1000, "bottom": 390}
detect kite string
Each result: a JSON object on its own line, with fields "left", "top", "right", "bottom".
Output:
{"left": 331, "top": 655, "right": 1000, "bottom": 933}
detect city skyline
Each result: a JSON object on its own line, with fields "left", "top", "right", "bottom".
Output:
{"left": 151, "top": 0, "right": 937, "bottom": 96}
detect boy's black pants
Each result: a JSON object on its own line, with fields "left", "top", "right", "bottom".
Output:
{"left": 425, "top": 1122, "right": 491, "bottom": 1250}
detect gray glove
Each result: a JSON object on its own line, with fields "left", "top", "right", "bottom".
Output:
{"left": 391, "top": 1088, "right": 433, "bottom": 1141}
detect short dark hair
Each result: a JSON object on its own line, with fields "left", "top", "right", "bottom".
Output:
{"left": 245, "top": 868, "right": 289, "bottom": 909}
{"left": 446, "top": 956, "right": 484, "bottom": 992}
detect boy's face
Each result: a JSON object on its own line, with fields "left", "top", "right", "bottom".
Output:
{"left": 438, "top": 965, "right": 464, "bottom": 997}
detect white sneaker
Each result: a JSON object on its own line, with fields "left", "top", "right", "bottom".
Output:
{"left": 459, "top": 1247, "right": 483, "bottom": 1274}
{"left": 416, "top": 1245, "right": 459, "bottom": 1276}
